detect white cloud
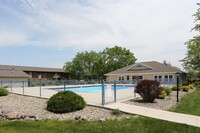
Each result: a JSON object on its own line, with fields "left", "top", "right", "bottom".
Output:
{"left": 0, "top": 29, "right": 28, "bottom": 46}
{"left": 0, "top": 0, "right": 199, "bottom": 68}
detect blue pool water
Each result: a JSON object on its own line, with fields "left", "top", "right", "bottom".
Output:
{"left": 55, "top": 85, "right": 134, "bottom": 92}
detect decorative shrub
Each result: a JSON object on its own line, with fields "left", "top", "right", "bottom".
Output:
{"left": 189, "top": 84, "right": 195, "bottom": 89}
{"left": 0, "top": 87, "right": 9, "bottom": 96}
{"left": 111, "top": 109, "right": 122, "bottom": 116}
{"left": 194, "top": 81, "right": 200, "bottom": 86}
{"left": 171, "top": 86, "right": 181, "bottom": 91}
{"left": 47, "top": 91, "right": 86, "bottom": 113}
{"left": 164, "top": 87, "right": 172, "bottom": 96}
{"left": 159, "top": 90, "right": 167, "bottom": 99}
{"left": 182, "top": 80, "right": 190, "bottom": 86}
{"left": 181, "top": 86, "right": 190, "bottom": 92}
{"left": 135, "top": 80, "right": 163, "bottom": 102}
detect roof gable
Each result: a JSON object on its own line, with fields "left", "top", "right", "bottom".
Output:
{"left": 127, "top": 63, "right": 153, "bottom": 71}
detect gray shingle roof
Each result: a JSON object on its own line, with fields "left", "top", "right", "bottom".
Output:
{"left": 0, "top": 69, "right": 29, "bottom": 78}
{"left": 0, "top": 65, "right": 64, "bottom": 72}
{"left": 105, "top": 61, "right": 181, "bottom": 75}
{"left": 0, "top": 65, "right": 64, "bottom": 78}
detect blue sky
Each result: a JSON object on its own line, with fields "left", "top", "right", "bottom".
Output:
{"left": 0, "top": 0, "right": 198, "bottom": 69}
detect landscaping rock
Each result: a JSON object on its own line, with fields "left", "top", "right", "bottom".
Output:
{"left": 1, "top": 110, "right": 9, "bottom": 117}
{"left": 20, "top": 114, "right": 26, "bottom": 119}
{"left": 6, "top": 112, "right": 21, "bottom": 120}
{"left": 28, "top": 115, "right": 36, "bottom": 119}
{"left": 99, "top": 118, "right": 105, "bottom": 122}
{"left": 0, "top": 94, "right": 132, "bottom": 121}
{"left": 24, "top": 117, "right": 31, "bottom": 121}
{"left": 75, "top": 115, "right": 81, "bottom": 120}
{"left": 81, "top": 116, "right": 87, "bottom": 121}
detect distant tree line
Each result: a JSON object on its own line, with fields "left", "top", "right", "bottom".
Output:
{"left": 63, "top": 46, "right": 137, "bottom": 80}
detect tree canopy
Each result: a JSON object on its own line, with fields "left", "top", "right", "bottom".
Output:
{"left": 101, "top": 46, "right": 137, "bottom": 74}
{"left": 64, "top": 51, "right": 101, "bottom": 80}
{"left": 182, "top": 3, "right": 200, "bottom": 72}
{"left": 64, "top": 46, "right": 137, "bottom": 80}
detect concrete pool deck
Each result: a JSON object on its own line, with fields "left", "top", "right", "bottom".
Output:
{"left": 8, "top": 85, "right": 135, "bottom": 105}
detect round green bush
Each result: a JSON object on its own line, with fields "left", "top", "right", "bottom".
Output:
{"left": 111, "top": 109, "right": 122, "bottom": 116}
{"left": 0, "top": 87, "right": 9, "bottom": 96}
{"left": 189, "top": 84, "right": 195, "bottom": 89}
{"left": 171, "top": 86, "right": 181, "bottom": 91}
{"left": 164, "top": 87, "right": 172, "bottom": 96}
{"left": 47, "top": 91, "right": 86, "bottom": 113}
{"left": 181, "top": 86, "right": 190, "bottom": 92}
{"left": 159, "top": 90, "right": 167, "bottom": 99}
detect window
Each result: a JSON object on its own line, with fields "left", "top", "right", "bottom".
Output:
{"left": 164, "top": 75, "right": 168, "bottom": 82}
{"left": 155, "top": 75, "right": 173, "bottom": 82}
{"left": 139, "top": 76, "right": 143, "bottom": 80}
{"left": 132, "top": 76, "right": 136, "bottom": 80}
{"left": 132, "top": 76, "right": 143, "bottom": 80}
{"left": 127, "top": 76, "right": 129, "bottom": 80}
{"left": 158, "top": 75, "right": 162, "bottom": 81}
{"left": 169, "top": 75, "right": 173, "bottom": 81}
{"left": 119, "top": 76, "right": 125, "bottom": 81}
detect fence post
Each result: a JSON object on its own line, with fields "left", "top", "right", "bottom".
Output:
{"left": 10, "top": 81, "right": 12, "bottom": 92}
{"left": 22, "top": 81, "right": 25, "bottom": 95}
{"left": 101, "top": 80, "right": 105, "bottom": 106}
{"left": 64, "top": 80, "right": 66, "bottom": 91}
{"left": 114, "top": 80, "right": 116, "bottom": 102}
{"left": 1, "top": 81, "right": 2, "bottom": 88}
{"left": 39, "top": 80, "right": 42, "bottom": 97}
{"left": 133, "top": 79, "right": 136, "bottom": 97}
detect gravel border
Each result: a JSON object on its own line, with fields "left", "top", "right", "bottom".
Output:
{"left": 0, "top": 94, "right": 132, "bottom": 121}
{"left": 123, "top": 89, "right": 196, "bottom": 110}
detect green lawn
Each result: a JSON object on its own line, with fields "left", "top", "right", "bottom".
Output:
{"left": 170, "top": 88, "right": 200, "bottom": 116}
{"left": 0, "top": 117, "right": 200, "bottom": 133}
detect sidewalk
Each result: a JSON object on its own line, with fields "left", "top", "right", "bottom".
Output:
{"left": 105, "top": 102, "right": 200, "bottom": 128}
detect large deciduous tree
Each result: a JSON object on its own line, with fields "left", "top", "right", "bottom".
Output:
{"left": 64, "top": 46, "right": 137, "bottom": 80}
{"left": 64, "top": 51, "right": 101, "bottom": 80}
{"left": 101, "top": 46, "right": 137, "bottom": 74}
{"left": 182, "top": 3, "right": 200, "bottom": 71}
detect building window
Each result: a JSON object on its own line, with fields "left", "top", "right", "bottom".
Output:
{"left": 132, "top": 76, "right": 143, "bottom": 80}
{"left": 169, "top": 75, "right": 173, "bottom": 81}
{"left": 139, "top": 76, "right": 143, "bottom": 80}
{"left": 127, "top": 76, "right": 129, "bottom": 80}
{"left": 164, "top": 75, "right": 168, "bottom": 82}
{"left": 155, "top": 75, "right": 173, "bottom": 82}
{"left": 132, "top": 76, "right": 136, "bottom": 80}
{"left": 119, "top": 76, "right": 124, "bottom": 81}
{"left": 158, "top": 75, "right": 162, "bottom": 81}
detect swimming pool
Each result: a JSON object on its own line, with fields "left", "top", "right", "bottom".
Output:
{"left": 55, "top": 85, "right": 134, "bottom": 92}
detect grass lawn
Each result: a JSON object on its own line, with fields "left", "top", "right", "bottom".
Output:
{"left": 0, "top": 117, "right": 200, "bottom": 133}
{"left": 170, "top": 88, "right": 200, "bottom": 116}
